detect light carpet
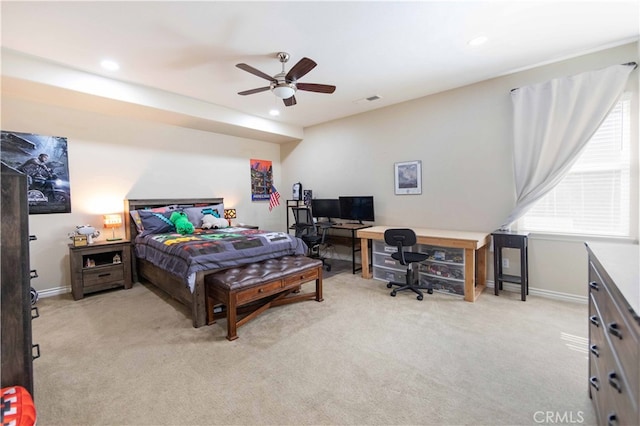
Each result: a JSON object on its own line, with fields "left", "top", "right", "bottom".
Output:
{"left": 31, "top": 272, "right": 596, "bottom": 425}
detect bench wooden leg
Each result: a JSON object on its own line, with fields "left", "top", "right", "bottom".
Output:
{"left": 316, "top": 274, "right": 324, "bottom": 302}
{"left": 226, "top": 292, "right": 238, "bottom": 341}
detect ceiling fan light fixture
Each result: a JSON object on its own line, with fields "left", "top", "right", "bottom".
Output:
{"left": 271, "top": 83, "right": 296, "bottom": 99}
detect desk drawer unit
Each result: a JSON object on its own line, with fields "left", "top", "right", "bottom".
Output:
{"left": 417, "top": 244, "right": 465, "bottom": 296}
{"left": 372, "top": 240, "right": 407, "bottom": 282}
{"left": 586, "top": 243, "right": 639, "bottom": 426}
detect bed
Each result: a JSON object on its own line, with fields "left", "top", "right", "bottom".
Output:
{"left": 124, "top": 198, "right": 308, "bottom": 328}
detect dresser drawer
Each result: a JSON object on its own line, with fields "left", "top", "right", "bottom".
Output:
{"left": 236, "top": 280, "right": 283, "bottom": 304}
{"left": 589, "top": 261, "right": 609, "bottom": 315}
{"left": 83, "top": 266, "right": 124, "bottom": 287}
{"left": 599, "top": 343, "right": 638, "bottom": 426}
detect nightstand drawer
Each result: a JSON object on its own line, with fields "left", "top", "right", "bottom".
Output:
{"left": 83, "top": 266, "right": 124, "bottom": 287}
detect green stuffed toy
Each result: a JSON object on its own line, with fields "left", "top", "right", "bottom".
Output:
{"left": 170, "top": 211, "right": 194, "bottom": 234}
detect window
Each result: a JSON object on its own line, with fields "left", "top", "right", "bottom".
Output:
{"left": 519, "top": 95, "right": 632, "bottom": 237}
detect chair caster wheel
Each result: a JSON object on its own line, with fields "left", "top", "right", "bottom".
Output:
{"left": 390, "top": 291, "right": 396, "bottom": 297}
{"left": 417, "top": 295, "right": 423, "bottom": 301}
{"left": 427, "top": 289, "right": 433, "bottom": 294}
{"left": 386, "top": 283, "right": 393, "bottom": 288}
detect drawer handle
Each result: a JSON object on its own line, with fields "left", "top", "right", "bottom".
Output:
{"left": 589, "top": 281, "right": 599, "bottom": 291}
{"left": 32, "top": 344, "right": 40, "bottom": 360}
{"left": 31, "top": 306, "right": 39, "bottom": 320}
{"left": 589, "top": 344, "right": 599, "bottom": 358}
{"left": 258, "top": 288, "right": 264, "bottom": 293}
{"left": 607, "top": 322, "right": 622, "bottom": 340}
{"left": 589, "top": 376, "right": 599, "bottom": 391}
{"left": 98, "top": 273, "right": 111, "bottom": 278}
{"left": 607, "top": 371, "right": 622, "bottom": 393}
{"left": 607, "top": 413, "right": 618, "bottom": 426}
{"left": 589, "top": 315, "right": 600, "bottom": 327}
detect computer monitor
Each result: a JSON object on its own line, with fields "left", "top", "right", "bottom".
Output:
{"left": 339, "top": 196, "right": 375, "bottom": 224}
{"left": 311, "top": 199, "right": 341, "bottom": 222}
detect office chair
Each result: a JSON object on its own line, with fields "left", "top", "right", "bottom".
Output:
{"left": 292, "top": 207, "right": 331, "bottom": 272}
{"left": 384, "top": 228, "right": 433, "bottom": 300}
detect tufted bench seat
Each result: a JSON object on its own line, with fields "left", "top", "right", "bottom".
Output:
{"left": 205, "top": 255, "right": 323, "bottom": 340}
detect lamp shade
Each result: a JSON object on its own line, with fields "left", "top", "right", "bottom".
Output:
{"left": 103, "top": 214, "right": 122, "bottom": 228}
{"left": 103, "top": 214, "right": 123, "bottom": 241}
{"left": 224, "top": 209, "right": 237, "bottom": 220}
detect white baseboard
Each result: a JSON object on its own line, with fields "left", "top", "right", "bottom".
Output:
{"left": 486, "top": 280, "right": 587, "bottom": 304}
{"left": 36, "top": 286, "right": 71, "bottom": 299}
{"left": 37, "top": 281, "right": 587, "bottom": 305}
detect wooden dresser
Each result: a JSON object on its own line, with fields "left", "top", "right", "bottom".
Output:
{"left": 586, "top": 242, "right": 639, "bottom": 426}
{"left": 1, "top": 164, "right": 36, "bottom": 395}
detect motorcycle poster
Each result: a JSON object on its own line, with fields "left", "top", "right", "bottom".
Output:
{"left": 1, "top": 130, "right": 71, "bottom": 214}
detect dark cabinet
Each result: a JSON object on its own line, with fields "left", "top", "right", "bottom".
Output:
{"left": 1, "top": 163, "right": 36, "bottom": 395}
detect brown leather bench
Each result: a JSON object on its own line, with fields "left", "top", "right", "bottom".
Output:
{"left": 205, "top": 255, "right": 323, "bottom": 340}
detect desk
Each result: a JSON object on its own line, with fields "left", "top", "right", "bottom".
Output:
{"left": 328, "top": 223, "right": 371, "bottom": 274}
{"left": 356, "top": 226, "right": 490, "bottom": 302}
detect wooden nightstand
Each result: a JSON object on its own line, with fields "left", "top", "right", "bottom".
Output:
{"left": 69, "top": 240, "right": 132, "bottom": 300}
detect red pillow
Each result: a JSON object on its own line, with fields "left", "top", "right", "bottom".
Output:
{"left": 1, "top": 386, "right": 37, "bottom": 426}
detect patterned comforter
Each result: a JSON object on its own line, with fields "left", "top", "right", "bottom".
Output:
{"left": 134, "top": 227, "right": 308, "bottom": 292}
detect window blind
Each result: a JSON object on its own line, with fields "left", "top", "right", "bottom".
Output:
{"left": 519, "top": 96, "right": 631, "bottom": 237}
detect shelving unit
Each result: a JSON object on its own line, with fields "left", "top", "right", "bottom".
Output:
{"left": 286, "top": 199, "right": 305, "bottom": 233}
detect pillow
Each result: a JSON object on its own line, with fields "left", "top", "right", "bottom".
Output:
{"left": 183, "top": 203, "right": 224, "bottom": 228}
{"left": 138, "top": 210, "right": 175, "bottom": 236}
{"left": 129, "top": 204, "right": 179, "bottom": 233}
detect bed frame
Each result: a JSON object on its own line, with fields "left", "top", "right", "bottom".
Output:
{"left": 125, "top": 198, "right": 224, "bottom": 328}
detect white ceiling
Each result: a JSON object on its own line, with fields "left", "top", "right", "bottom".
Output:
{"left": 1, "top": 1, "right": 639, "bottom": 129}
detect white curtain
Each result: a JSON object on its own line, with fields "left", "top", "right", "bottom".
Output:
{"left": 501, "top": 63, "right": 636, "bottom": 228}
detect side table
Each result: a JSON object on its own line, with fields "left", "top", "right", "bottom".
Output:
{"left": 69, "top": 240, "right": 132, "bottom": 300}
{"left": 492, "top": 230, "right": 529, "bottom": 301}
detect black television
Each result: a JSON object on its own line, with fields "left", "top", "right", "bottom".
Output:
{"left": 311, "top": 198, "right": 341, "bottom": 222}
{"left": 339, "top": 196, "right": 375, "bottom": 224}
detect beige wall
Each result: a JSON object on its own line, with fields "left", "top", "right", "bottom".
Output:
{"left": 2, "top": 43, "right": 637, "bottom": 301}
{"left": 282, "top": 42, "right": 639, "bottom": 301}
{"left": 1, "top": 98, "right": 284, "bottom": 295}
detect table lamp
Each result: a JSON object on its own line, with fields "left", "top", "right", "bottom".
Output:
{"left": 103, "top": 214, "right": 123, "bottom": 241}
{"left": 224, "top": 208, "right": 236, "bottom": 226}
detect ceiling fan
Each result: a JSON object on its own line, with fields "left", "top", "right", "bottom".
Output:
{"left": 236, "top": 52, "right": 336, "bottom": 106}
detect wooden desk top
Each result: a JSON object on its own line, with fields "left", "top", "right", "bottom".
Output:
{"left": 357, "top": 226, "right": 490, "bottom": 250}
{"left": 330, "top": 223, "right": 372, "bottom": 231}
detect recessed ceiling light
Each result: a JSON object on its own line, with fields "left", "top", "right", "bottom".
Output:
{"left": 468, "top": 36, "right": 488, "bottom": 47}
{"left": 269, "top": 109, "right": 280, "bottom": 116}
{"left": 100, "top": 59, "right": 120, "bottom": 71}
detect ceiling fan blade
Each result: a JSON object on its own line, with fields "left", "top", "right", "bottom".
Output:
{"left": 236, "top": 63, "right": 276, "bottom": 82}
{"left": 238, "top": 87, "right": 271, "bottom": 96}
{"left": 283, "top": 96, "right": 297, "bottom": 107}
{"left": 285, "top": 57, "right": 317, "bottom": 82}
{"left": 296, "top": 83, "right": 336, "bottom": 94}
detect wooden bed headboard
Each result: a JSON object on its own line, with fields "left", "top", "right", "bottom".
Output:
{"left": 124, "top": 197, "right": 224, "bottom": 241}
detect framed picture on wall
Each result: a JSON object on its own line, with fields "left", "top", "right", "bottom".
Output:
{"left": 394, "top": 160, "right": 422, "bottom": 195}
{"left": 1, "top": 130, "right": 72, "bottom": 214}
